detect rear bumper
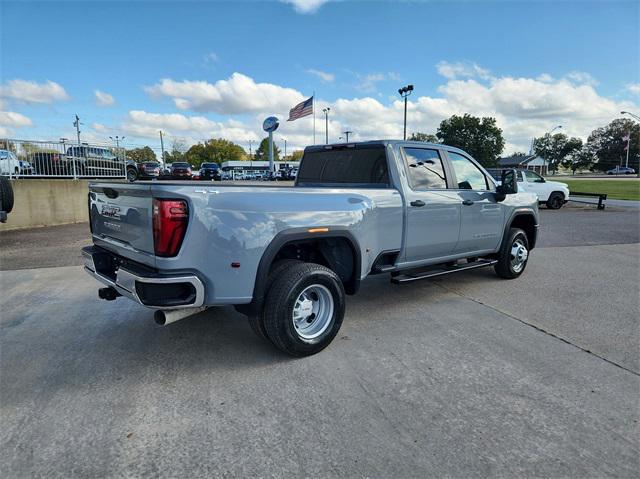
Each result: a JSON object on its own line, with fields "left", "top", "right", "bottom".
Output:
{"left": 82, "top": 245, "right": 205, "bottom": 309}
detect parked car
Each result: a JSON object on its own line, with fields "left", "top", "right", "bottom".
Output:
{"left": 487, "top": 168, "right": 569, "bottom": 209}
{"left": 84, "top": 140, "right": 539, "bottom": 356}
{"left": 199, "top": 162, "right": 221, "bottom": 181}
{"left": 169, "top": 162, "right": 193, "bottom": 179}
{"left": 65, "top": 145, "right": 124, "bottom": 177}
{"left": 606, "top": 166, "right": 636, "bottom": 175}
{"left": 30, "top": 152, "right": 67, "bottom": 176}
{"left": 0, "top": 149, "right": 21, "bottom": 176}
{"left": 136, "top": 161, "right": 161, "bottom": 180}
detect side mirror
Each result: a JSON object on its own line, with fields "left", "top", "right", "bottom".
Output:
{"left": 496, "top": 169, "right": 518, "bottom": 202}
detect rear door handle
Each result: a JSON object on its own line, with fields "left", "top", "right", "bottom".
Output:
{"left": 462, "top": 200, "right": 474, "bottom": 206}
{"left": 410, "top": 200, "right": 426, "bottom": 207}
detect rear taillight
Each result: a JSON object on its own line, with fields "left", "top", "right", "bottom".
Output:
{"left": 153, "top": 199, "right": 189, "bottom": 257}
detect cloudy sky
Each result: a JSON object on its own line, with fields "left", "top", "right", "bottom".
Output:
{"left": 1, "top": 0, "right": 639, "bottom": 156}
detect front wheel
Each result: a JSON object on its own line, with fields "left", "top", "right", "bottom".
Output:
{"left": 126, "top": 167, "right": 138, "bottom": 182}
{"left": 546, "top": 192, "right": 564, "bottom": 209}
{"left": 263, "top": 262, "right": 345, "bottom": 356}
{"left": 494, "top": 228, "right": 530, "bottom": 279}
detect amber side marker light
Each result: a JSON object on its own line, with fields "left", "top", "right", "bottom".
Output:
{"left": 308, "top": 227, "right": 329, "bottom": 233}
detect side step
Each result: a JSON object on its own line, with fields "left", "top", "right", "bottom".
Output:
{"left": 391, "top": 259, "right": 497, "bottom": 284}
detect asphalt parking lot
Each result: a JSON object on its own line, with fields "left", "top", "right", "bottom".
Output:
{"left": 1, "top": 204, "right": 639, "bottom": 477}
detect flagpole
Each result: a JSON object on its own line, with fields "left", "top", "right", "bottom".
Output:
{"left": 625, "top": 132, "right": 631, "bottom": 168}
{"left": 313, "top": 91, "right": 316, "bottom": 144}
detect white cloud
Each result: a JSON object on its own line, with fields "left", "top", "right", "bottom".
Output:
{"left": 306, "top": 69, "right": 335, "bottom": 82}
{"left": 103, "top": 65, "right": 638, "bottom": 155}
{"left": 204, "top": 52, "right": 218, "bottom": 63}
{"left": 281, "top": 0, "right": 331, "bottom": 14}
{"left": 436, "top": 61, "right": 492, "bottom": 80}
{"left": 0, "top": 79, "right": 69, "bottom": 104}
{"left": 0, "top": 110, "right": 33, "bottom": 136}
{"left": 94, "top": 90, "right": 115, "bottom": 107}
{"left": 627, "top": 83, "right": 640, "bottom": 95}
{"left": 145, "top": 73, "right": 304, "bottom": 114}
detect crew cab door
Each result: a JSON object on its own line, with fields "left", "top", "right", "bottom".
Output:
{"left": 401, "top": 147, "right": 461, "bottom": 261}
{"left": 520, "top": 169, "right": 550, "bottom": 201}
{"left": 446, "top": 151, "right": 504, "bottom": 254}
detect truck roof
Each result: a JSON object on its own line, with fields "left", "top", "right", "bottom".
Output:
{"left": 303, "top": 139, "right": 469, "bottom": 156}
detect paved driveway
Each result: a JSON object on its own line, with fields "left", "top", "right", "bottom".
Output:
{"left": 1, "top": 205, "right": 638, "bottom": 477}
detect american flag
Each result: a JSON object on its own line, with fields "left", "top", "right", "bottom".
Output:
{"left": 287, "top": 96, "right": 313, "bottom": 121}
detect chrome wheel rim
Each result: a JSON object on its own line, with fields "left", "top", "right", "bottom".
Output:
{"left": 510, "top": 238, "right": 528, "bottom": 273}
{"left": 292, "top": 284, "right": 334, "bottom": 340}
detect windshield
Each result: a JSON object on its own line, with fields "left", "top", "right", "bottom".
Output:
{"left": 297, "top": 145, "right": 389, "bottom": 187}
{"left": 201, "top": 163, "right": 218, "bottom": 168}
{"left": 172, "top": 162, "right": 189, "bottom": 168}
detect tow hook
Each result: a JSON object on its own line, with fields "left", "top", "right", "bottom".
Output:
{"left": 98, "top": 287, "right": 121, "bottom": 301}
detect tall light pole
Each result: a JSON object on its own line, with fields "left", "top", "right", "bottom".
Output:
{"left": 398, "top": 84, "right": 414, "bottom": 140}
{"left": 341, "top": 130, "right": 353, "bottom": 142}
{"left": 281, "top": 137, "right": 287, "bottom": 159}
{"left": 109, "top": 135, "right": 125, "bottom": 159}
{"left": 322, "top": 107, "right": 330, "bottom": 144}
{"left": 621, "top": 111, "right": 640, "bottom": 176}
{"left": 247, "top": 139, "right": 254, "bottom": 167}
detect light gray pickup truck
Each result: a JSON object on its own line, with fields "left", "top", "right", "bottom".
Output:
{"left": 83, "top": 140, "right": 539, "bottom": 356}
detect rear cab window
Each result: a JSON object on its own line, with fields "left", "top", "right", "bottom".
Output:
{"left": 296, "top": 144, "right": 390, "bottom": 187}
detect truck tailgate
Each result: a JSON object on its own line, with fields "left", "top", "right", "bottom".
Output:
{"left": 89, "top": 183, "right": 155, "bottom": 259}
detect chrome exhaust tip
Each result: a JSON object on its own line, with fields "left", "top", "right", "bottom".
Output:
{"left": 153, "top": 306, "right": 208, "bottom": 326}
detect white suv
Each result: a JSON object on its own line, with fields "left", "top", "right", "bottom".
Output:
{"left": 489, "top": 169, "right": 570, "bottom": 209}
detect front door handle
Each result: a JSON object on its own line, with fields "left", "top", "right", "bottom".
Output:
{"left": 410, "top": 200, "right": 426, "bottom": 207}
{"left": 462, "top": 199, "right": 474, "bottom": 206}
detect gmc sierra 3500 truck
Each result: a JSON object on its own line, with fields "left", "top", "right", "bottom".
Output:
{"left": 83, "top": 140, "right": 539, "bottom": 356}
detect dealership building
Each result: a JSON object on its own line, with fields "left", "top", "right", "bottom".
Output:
{"left": 220, "top": 160, "right": 300, "bottom": 175}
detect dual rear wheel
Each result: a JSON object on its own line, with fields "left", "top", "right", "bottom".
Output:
{"left": 249, "top": 261, "right": 346, "bottom": 357}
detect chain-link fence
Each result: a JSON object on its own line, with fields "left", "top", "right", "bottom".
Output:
{"left": 0, "top": 139, "right": 128, "bottom": 179}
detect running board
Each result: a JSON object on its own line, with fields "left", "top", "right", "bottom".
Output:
{"left": 391, "top": 259, "right": 497, "bottom": 284}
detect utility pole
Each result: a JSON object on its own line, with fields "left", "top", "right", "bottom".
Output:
{"left": 248, "top": 139, "right": 254, "bottom": 167}
{"left": 73, "top": 114, "right": 82, "bottom": 144}
{"left": 398, "top": 85, "right": 414, "bottom": 140}
{"left": 281, "top": 137, "right": 287, "bottom": 159}
{"left": 159, "top": 130, "right": 165, "bottom": 166}
{"left": 323, "top": 107, "right": 330, "bottom": 144}
{"left": 342, "top": 130, "right": 352, "bottom": 142}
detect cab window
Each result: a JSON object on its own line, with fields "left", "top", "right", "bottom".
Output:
{"left": 403, "top": 148, "right": 447, "bottom": 189}
{"left": 524, "top": 170, "right": 543, "bottom": 182}
{"left": 448, "top": 151, "right": 488, "bottom": 190}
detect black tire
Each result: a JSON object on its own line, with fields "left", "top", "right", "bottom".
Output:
{"left": 546, "top": 192, "right": 564, "bottom": 209}
{"left": 494, "top": 228, "right": 530, "bottom": 279}
{"left": 263, "top": 262, "right": 345, "bottom": 357}
{"left": 127, "top": 167, "right": 138, "bottom": 182}
{"left": 0, "top": 176, "right": 14, "bottom": 213}
{"left": 247, "top": 259, "right": 301, "bottom": 341}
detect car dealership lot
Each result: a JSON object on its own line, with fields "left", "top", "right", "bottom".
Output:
{"left": 1, "top": 205, "right": 639, "bottom": 477}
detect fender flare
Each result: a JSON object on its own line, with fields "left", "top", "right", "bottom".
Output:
{"left": 504, "top": 209, "right": 539, "bottom": 250}
{"left": 241, "top": 227, "right": 362, "bottom": 315}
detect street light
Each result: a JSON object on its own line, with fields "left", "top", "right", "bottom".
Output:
{"left": 398, "top": 84, "right": 414, "bottom": 140}
{"left": 109, "top": 135, "right": 125, "bottom": 159}
{"left": 281, "top": 137, "right": 287, "bottom": 159}
{"left": 621, "top": 111, "right": 640, "bottom": 121}
{"left": 322, "top": 107, "right": 330, "bottom": 144}
{"left": 341, "top": 130, "right": 353, "bottom": 142}
{"left": 539, "top": 125, "right": 562, "bottom": 174}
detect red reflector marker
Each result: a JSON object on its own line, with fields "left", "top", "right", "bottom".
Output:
{"left": 153, "top": 199, "right": 189, "bottom": 257}
{"left": 231, "top": 262, "right": 241, "bottom": 268}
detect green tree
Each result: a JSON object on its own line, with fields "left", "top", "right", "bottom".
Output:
{"left": 533, "top": 133, "right": 582, "bottom": 174}
{"left": 289, "top": 150, "right": 304, "bottom": 162}
{"left": 183, "top": 138, "right": 245, "bottom": 168}
{"left": 126, "top": 146, "right": 157, "bottom": 163}
{"left": 254, "top": 137, "right": 281, "bottom": 162}
{"left": 436, "top": 114, "right": 505, "bottom": 167}
{"left": 566, "top": 145, "right": 597, "bottom": 174}
{"left": 409, "top": 132, "right": 439, "bottom": 143}
{"left": 163, "top": 138, "right": 187, "bottom": 164}
{"left": 587, "top": 118, "right": 640, "bottom": 172}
